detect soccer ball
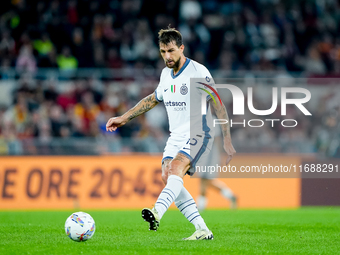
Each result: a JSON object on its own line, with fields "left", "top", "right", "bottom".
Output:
{"left": 65, "top": 212, "right": 95, "bottom": 242}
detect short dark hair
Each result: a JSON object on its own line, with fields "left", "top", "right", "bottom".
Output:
{"left": 158, "top": 27, "right": 183, "bottom": 47}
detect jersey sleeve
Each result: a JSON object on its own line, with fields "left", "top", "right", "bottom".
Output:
{"left": 154, "top": 69, "right": 165, "bottom": 102}
{"left": 196, "top": 65, "right": 217, "bottom": 102}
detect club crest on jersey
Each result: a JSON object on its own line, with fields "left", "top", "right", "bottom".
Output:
{"left": 205, "top": 76, "right": 210, "bottom": 82}
{"left": 171, "top": 85, "right": 176, "bottom": 93}
{"left": 180, "top": 84, "right": 188, "bottom": 95}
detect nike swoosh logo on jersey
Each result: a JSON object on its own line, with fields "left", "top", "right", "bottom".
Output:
{"left": 164, "top": 89, "right": 168, "bottom": 92}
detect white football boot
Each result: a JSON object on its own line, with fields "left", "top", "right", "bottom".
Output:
{"left": 183, "top": 229, "right": 214, "bottom": 240}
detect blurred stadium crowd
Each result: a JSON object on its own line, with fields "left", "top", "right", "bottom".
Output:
{"left": 0, "top": 0, "right": 339, "bottom": 157}
{"left": 1, "top": 0, "right": 340, "bottom": 72}
{"left": 0, "top": 75, "right": 169, "bottom": 155}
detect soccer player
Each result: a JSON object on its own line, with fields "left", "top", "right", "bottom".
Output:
{"left": 106, "top": 27, "right": 235, "bottom": 240}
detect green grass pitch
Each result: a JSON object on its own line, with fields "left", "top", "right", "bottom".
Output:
{"left": 0, "top": 208, "right": 339, "bottom": 254}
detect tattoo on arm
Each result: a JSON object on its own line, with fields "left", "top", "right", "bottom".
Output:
{"left": 210, "top": 96, "right": 231, "bottom": 139}
{"left": 125, "top": 93, "right": 159, "bottom": 121}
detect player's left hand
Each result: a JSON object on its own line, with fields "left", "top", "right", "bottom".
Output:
{"left": 224, "top": 138, "right": 236, "bottom": 165}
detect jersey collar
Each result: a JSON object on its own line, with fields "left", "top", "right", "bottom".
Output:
{"left": 171, "top": 58, "right": 190, "bottom": 79}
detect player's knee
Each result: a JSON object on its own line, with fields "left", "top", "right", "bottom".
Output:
{"left": 168, "top": 161, "right": 184, "bottom": 177}
{"left": 162, "top": 162, "right": 170, "bottom": 184}
{"left": 168, "top": 162, "right": 178, "bottom": 175}
{"left": 161, "top": 172, "right": 168, "bottom": 184}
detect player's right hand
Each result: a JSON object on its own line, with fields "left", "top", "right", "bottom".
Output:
{"left": 106, "top": 116, "right": 126, "bottom": 132}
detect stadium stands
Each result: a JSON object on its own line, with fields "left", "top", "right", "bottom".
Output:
{"left": 0, "top": 0, "right": 339, "bottom": 156}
